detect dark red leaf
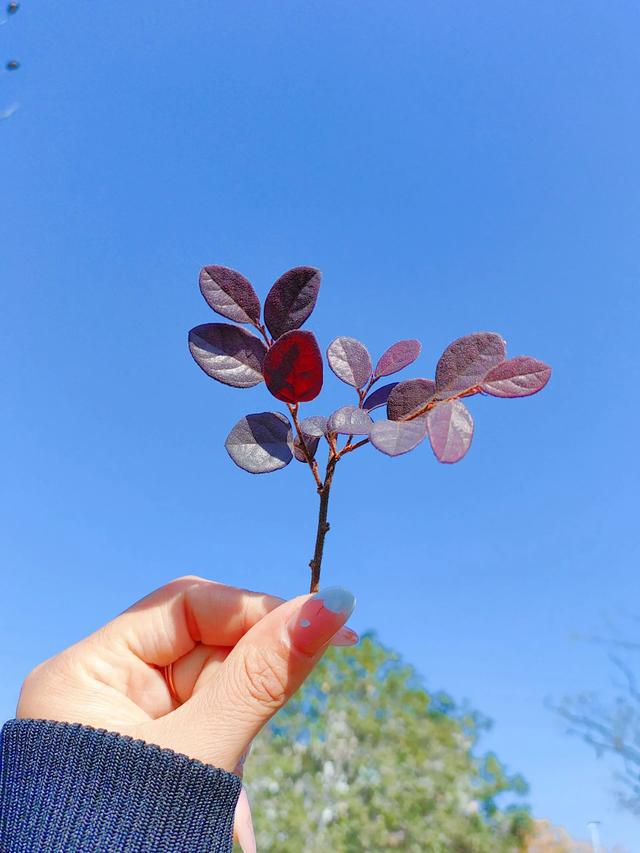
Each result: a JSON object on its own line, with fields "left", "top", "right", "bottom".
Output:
{"left": 369, "top": 418, "right": 428, "bottom": 456}
{"left": 225, "top": 412, "right": 293, "bottom": 473}
{"left": 199, "top": 265, "right": 261, "bottom": 325}
{"left": 327, "top": 406, "right": 372, "bottom": 436}
{"left": 426, "top": 400, "right": 474, "bottom": 463}
{"left": 188, "top": 323, "right": 267, "bottom": 388}
{"left": 374, "top": 340, "right": 421, "bottom": 378}
{"left": 362, "top": 383, "right": 399, "bottom": 412}
{"left": 264, "top": 267, "right": 321, "bottom": 340}
{"left": 263, "top": 330, "right": 323, "bottom": 403}
{"left": 481, "top": 356, "right": 552, "bottom": 398}
{"left": 327, "top": 337, "right": 372, "bottom": 388}
{"left": 435, "top": 332, "right": 506, "bottom": 395}
{"left": 387, "top": 378, "right": 436, "bottom": 421}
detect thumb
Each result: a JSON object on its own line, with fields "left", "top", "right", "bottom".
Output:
{"left": 171, "top": 587, "right": 356, "bottom": 771}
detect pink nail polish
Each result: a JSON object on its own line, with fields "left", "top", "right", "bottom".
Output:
{"left": 331, "top": 626, "right": 359, "bottom": 646}
{"left": 288, "top": 587, "right": 356, "bottom": 655}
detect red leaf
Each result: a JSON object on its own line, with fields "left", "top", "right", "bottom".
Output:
{"left": 263, "top": 330, "right": 323, "bottom": 403}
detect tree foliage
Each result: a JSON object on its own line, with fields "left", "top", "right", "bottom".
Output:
{"left": 245, "top": 634, "right": 532, "bottom": 852}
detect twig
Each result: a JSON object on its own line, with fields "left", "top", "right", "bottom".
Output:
{"left": 289, "top": 403, "right": 323, "bottom": 492}
{"left": 308, "top": 452, "right": 338, "bottom": 593}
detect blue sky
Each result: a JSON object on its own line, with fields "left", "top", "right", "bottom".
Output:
{"left": 2, "top": 1, "right": 639, "bottom": 846}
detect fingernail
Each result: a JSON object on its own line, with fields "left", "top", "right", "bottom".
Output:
{"left": 235, "top": 786, "right": 256, "bottom": 853}
{"left": 331, "top": 626, "right": 359, "bottom": 646}
{"left": 288, "top": 587, "right": 356, "bottom": 655}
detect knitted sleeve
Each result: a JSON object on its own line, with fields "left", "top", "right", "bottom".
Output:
{"left": 0, "top": 719, "right": 242, "bottom": 852}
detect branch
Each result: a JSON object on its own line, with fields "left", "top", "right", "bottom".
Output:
{"left": 288, "top": 403, "right": 323, "bottom": 491}
{"left": 308, "top": 453, "right": 338, "bottom": 593}
{"left": 336, "top": 385, "right": 481, "bottom": 461}
{"left": 558, "top": 705, "right": 640, "bottom": 767}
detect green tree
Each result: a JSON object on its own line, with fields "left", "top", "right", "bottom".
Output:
{"left": 244, "top": 633, "right": 531, "bottom": 852}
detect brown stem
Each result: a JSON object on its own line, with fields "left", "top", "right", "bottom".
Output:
{"left": 309, "top": 454, "right": 337, "bottom": 593}
{"left": 305, "top": 384, "right": 483, "bottom": 591}
{"left": 402, "top": 385, "right": 481, "bottom": 422}
{"left": 289, "top": 404, "right": 323, "bottom": 491}
{"left": 363, "top": 375, "right": 377, "bottom": 398}
{"left": 253, "top": 323, "right": 272, "bottom": 347}
{"left": 339, "top": 436, "right": 370, "bottom": 457}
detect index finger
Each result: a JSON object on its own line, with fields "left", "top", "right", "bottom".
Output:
{"left": 98, "top": 576, "right": 285, "bottom": 666}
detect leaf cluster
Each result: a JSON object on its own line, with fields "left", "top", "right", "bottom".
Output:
{"left": 188, "top": 264, "right": 551, "bottom": 474}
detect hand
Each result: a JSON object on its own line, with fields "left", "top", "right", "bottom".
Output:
{"left": 17, "top": 576, "right": 357, "bottom": 851}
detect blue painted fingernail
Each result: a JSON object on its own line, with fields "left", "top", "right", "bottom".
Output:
{"left": 288, "top": 587, "right": 356, "bottom": 654}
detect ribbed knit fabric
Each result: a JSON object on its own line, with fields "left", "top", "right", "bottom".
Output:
{"left": 0, "top": 719, "right": 242, "bottom": 852}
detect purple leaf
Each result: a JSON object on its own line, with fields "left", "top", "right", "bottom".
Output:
{"left": 435, "top": 332, "right": 506, "bottom": 395}
{"left": 374, "top": 340, "right": 421, "bottom": 378}
{"left": 426, "top": 400, "right": 474, "bottom": 463}
{"left": 225, "top": 412, "right": 293, "bottom": 474}
{"left": 363, "top": 383, "right": 399, "bottom": 412}
{"left": 199, "top": 265, "right": 261, "bottom": 325}
{"left": 481, "top": 356, "right": 552, "bottom": 398}
{"left": 188, "top": 323, "right": 267, "bottom": 388}
{"left": 299, "top": 415, "right": 328, "bottom": 437}
{"left": 369, "top": 418, "right": 428, "bottom": 457}
{"left": 293, "top": 435, "right": 320, "bottom": 463}
{"left": 327, "top": 406, "right": 373, "bottom": 436}
{"left": 387, "top": 378, "right": 436, "bottom": 421}
{"left": 293, "top": 415, "right": 327, "bottom": 463}
{"left": 263, "top": 330, "right": 323, "bottom": 403}
{"left": 327, "top": 337, "right": 372, "bottom": 388}
{"left": 264, "top": 267, "right": 321, "bottom": 340}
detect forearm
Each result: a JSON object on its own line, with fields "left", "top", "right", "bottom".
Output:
{"left": 0, "top": 719, "right": 242, "bottom": 852}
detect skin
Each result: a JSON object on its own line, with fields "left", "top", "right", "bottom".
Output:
{"left": 17, "top": 576, "right": 357, "bottom": 852}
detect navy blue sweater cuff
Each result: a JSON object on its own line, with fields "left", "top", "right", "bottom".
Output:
{"left": 0, "top": 718, "right": 242, "bottom": 852}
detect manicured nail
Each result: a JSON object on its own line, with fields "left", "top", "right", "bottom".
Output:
{"left": 235, "top": 786, "right": 256, "bottom": 853}
{"left": 288, "top": 587, "right": 356, "bottom": 655}
{"left": 331, "top": 626, "right": 359, "bottom": 646}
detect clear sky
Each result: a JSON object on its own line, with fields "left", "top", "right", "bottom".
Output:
{"left": 2, "top": 1, "right": 639, "bottom": 847}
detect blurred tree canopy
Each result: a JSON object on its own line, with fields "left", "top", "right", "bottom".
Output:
{"left": 244, "top": 633, "right": 532, "bottom": 852}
